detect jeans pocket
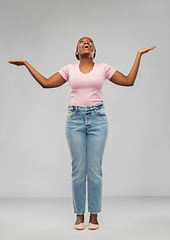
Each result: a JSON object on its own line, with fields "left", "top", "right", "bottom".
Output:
{"left": 95, "top": 107, "right": 106, "bottom": 116}
{"left": 67, "top": 109, "right": 76, "bottom": 118}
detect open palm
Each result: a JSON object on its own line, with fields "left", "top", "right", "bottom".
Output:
{"left": 8, "top": 59, "right": 26, "bottom": 66}
{"left": 138, "top": 46, "right": 157, "bottom": 55}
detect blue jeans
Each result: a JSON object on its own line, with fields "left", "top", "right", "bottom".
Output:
{"left": 65, "top": 103, "right": 108, "bottom": 215}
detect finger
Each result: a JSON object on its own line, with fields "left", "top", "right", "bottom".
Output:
{"left": 148, "top": 46, "right": 157, "bottom": 51}
{"left": 8, "top": 61, "right": 19, "bottom": 65}
{"left": 8, "top": 61, "right": 15, "bottom": 64}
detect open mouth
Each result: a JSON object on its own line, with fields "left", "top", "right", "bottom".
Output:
{"left": 83, "top": 45, "right": 90, "bottom": 49}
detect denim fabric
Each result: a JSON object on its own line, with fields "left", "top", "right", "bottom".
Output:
{"left": 65, "top": 103, "right": 108, "bottom": 214}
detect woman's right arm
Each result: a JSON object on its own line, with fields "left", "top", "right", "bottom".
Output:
{"left": 8, "top": 59, "right": 67, "bottom": 88}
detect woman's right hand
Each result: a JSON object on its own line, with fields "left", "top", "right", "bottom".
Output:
{"left": 8, "top": 59, "right": 26, "bottom": 66}
{"left": 8, "top": 59, "right": 67, "bottom": 88}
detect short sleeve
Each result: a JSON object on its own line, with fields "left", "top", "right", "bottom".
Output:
{"left": 103, "top": 63, "right": 116, "bottom": 80}
{"left": 58, "top": 64, "right": 70, "bottom": 81}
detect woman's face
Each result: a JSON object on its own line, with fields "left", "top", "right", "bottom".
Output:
{"left": 76, "top": 37, "right": 96, "bottom": 59}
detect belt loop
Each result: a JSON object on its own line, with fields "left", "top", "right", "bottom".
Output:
{"left": 94, "top": 105, "right": 96, "bottom": 112}
{"left": 76, "top": 106, "right": 77, "bottom": 113}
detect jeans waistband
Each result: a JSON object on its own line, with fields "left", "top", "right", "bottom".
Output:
{"left": 68, "top": 103, "right": 104, "bottom": 112}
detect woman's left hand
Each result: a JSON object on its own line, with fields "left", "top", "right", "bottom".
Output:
{"left": 138, "top": 46, "right": 157, "bottom": 55}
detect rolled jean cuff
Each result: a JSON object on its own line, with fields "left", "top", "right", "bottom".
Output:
{"left": 74, "top": 212, "right": 85, "bottom": 215}
{"left": 89, "top": 210, "right": 102, "bottom": 214}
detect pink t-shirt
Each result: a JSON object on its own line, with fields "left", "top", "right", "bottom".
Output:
{"left": 59, "top": 63, "right": 116, "bottom": 106}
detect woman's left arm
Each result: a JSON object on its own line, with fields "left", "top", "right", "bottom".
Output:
{"left": 109, "top": 46, "right": 157, "bottom": 86}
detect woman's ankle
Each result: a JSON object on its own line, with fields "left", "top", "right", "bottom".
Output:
{"left": 89, "top": 213, "right": 99, "bottom": 224}
{"left": 75, "top": 214, "right": 84, "bottom": 224}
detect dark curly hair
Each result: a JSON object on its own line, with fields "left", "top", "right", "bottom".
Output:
{"left": 75, "top": 38, "right": 96, "bottom": 60}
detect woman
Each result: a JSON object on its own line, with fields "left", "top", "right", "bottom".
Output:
{"left": 8, "top": 37, "right": 156, "bottom": 230}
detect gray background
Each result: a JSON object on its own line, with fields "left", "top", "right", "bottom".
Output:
{"left": 0, "top": 0, "right": 169, "bottom": 197}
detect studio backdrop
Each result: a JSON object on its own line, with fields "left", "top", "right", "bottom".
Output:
{"left": 0, "top": 0, "right": 169, "bottom": 197}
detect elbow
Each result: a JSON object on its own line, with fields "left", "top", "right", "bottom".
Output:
{"left": 126, "top": 76, "right": 135, "bottom": 86}
{"left": 129, "top": 82, "right": 134, "bottom": 86}
{"left": 42, "top": 83, "right": 47, "bottom": 88}
{"left": 127, "top": 78, "right": 134, "bottom": 86}
{"left": 41, "top": 83, "right": 46, "bottom": 88}
{"left": 124, "top": 77, "right": 133, "bottom": 87}
{"left": 42, "top": 78, "right": 48, "bottom": 88}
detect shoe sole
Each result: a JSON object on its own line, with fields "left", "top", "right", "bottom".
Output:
{"left": 74, "top": 223, "right": 85, "bottom": 230}
{"left": 88, "top": 223, "right": 99, "bottom": 230}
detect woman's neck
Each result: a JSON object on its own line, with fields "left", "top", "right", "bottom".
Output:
{"left": 79, "top": 58, "right": 94, "bottom": 67}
